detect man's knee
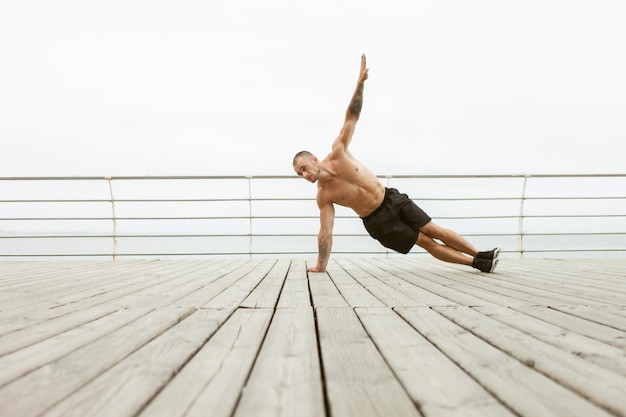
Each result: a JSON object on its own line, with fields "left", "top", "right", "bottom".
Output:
{"left": 416, "top": 231, "right": 437, "bottom": 250}
{"left": 419, "top": 221, "right": 444, "bottom": 239}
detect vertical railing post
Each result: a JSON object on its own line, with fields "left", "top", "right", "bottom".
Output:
{"left": 246, "top": 176, "right": 253, "bottom": 259}
{"left": 106, "top": 177, "right": 118, "bottom": 260}
{"left": 518, "top": 175, "right": 529, "bottom": 258}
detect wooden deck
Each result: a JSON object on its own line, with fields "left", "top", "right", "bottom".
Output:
{"left": 0, "top": 257, "right": 625, "bottom": 417}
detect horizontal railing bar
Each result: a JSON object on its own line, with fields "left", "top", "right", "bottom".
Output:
{"left": 2, "top": 173, "right": 626, "bottom": 181}
{"left": 2, "top": 214, "right": 626, "bottom": 221}
{"left": 2, "top": 196, "right": 626, "bottom": 204}
{"left": 0, "top": 251, "right": 386, "bottom": 257}
{"left": 3, "top": 199, "right": 305, "bottom": 204}
{"left": 0, "top": 175, "right": 300, "bottom": 181}
{"left": 2, "top": 248, "right": 625, "bottom": 259}
{"left": 2, "top": 232, "right": 625, "bottom": 240}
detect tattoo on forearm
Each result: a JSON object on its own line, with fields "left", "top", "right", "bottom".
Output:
{"left": 319, "top": 239, "right": 329, "bottom": 265}
{"left": 319, "top": 242, "right": 328, "bottom": 263}
{"left": 348, "top": 83, "right": 364, "bottom": 118}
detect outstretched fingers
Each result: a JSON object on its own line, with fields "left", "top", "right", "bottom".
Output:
{"left": 359, "top": 54, "right": 369, "bottom": 82}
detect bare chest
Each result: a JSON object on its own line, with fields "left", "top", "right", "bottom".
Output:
{"left": 319, "top": 177, "right": 384, "bottom": 217}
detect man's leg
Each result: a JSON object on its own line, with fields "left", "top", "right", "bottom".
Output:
{"left": 418, "top": 221, "right": 478, "bottom": 257}
{"left": 416, "top": 222, "right": 498, "bottom": 272}
{"left": 416, "top": 229, "right": 473, "bottom": 266}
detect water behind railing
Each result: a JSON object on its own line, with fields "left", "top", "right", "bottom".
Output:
{"left": 1, "top": 174, "right": 625, "bottom": 260}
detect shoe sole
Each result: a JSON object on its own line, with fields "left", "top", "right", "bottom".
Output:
{"left": 489, "top": 258, "right": 499, "bottom": 273}
{"left": 493, "top": 248, "right": 501, "bottom": 260}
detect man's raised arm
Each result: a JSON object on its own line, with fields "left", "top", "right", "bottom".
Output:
{"left": 333, "top": 54, "right": 369, "bottom": 150}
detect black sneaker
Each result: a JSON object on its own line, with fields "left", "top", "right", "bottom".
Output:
{"left": 476, "top": 248, "right": 500, "bottom": 260}
{"left": 472, "top": 257, "right": 498, "bottom": 273}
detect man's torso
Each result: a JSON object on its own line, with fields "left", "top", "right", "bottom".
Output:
{"left": 317, "top": 151, "right": 385, "bottom": 217}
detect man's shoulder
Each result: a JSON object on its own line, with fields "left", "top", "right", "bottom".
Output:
{"left": 315, "top": 185, "right": 328, "bottom": 201}
{"left": 328, "top": 142, "right": 351, "bottom": 157}
{"left": 315, "top": 183, "right": 335, "bottom": 206}
{"left": 322, "top": 149, "right": 339, "bottom": 162}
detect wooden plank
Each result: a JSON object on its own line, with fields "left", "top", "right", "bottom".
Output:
{"left": 0, "top": 260, "right": 170, "bottom": 311}
{"left": 391, "top": 257, "right": 626, "bottom": 307}
{"left": 240, "top": 259, "right": 291, "bottom": 308}
{"left": 368, "top": 257, "right": 491, "bottom": 306}
{"left": 550, "top": 306, "right": 626, "bottom": 332}
{"left": 107, "top": 260, "right": 238, "bottom": 308}
{"left": 164, "top": 259, "right": 263, "bottom": 309}
{"left": 40, "top": 262, "right": 191, "bottom": 310}
{"left": 500, "top": 259, "right": 626, "bottom": 297}
{"left": 0, "top": 261, "right": 116, "bottom": 294}
{"left": 395, "top": 307, "right": 614, "bottom": 417}
{"left": 493, "top": 269, "right": 625, "bottom": 306}
{"left": 24, "top": 272, "right": 173, "bottom": 316}
{"left": 434, "top": 306, "right": 626, "bottom": 416}
{"left": 474, "top": 304, "right": 626, "bottom": 377}
{"left": 348, "top": 258, "right": 460, "bottom": 306}
{"left": 0, "top": 307, "right": 195, "bottom": 417}
{"left": 276, "top": 260, "right": 310, "bottom": 308}
{"left": 41, "top": 308, "right": 234, "bottom": 417}
{"left": 382, "top": 257, "right": 535, "bottom": 308}
{"left": 390, "top": 258, "right": 608, "bottom": 307}
{"left": 0, "top": 305, "right": 117, "bottom": 355}
{"left": 0, "top": 261, "right": 206, "bottom": 332}
{"left": 338, "top": 258, "right": 420, "bottom": 307}
{"left": 137, "top": 308, "right": 273, "bottom": 417}
{"left": 324, "top": 261, "right": 385, "bottom": 308}
{"left": 316, "top": 307, "right": 421, "bottom": 417}
{"left": 0, "top": 261, "right": 89, "bottom": 283}
{"left": 515, "top": 306, "right": 626, "bottom": 349}
{"left": 308, "top": 268, "right": 349, "bottom": 308}
{"left": 4, "top": 264, "right": 158, "bottom": 310}
{"left": 602, "top": 305, "right": 626, "bottom": 316}
{"left": 0, "top": 307, "right": 153, "bottom": 387}
{"left": 234, "top": 307, "right": 325, "bottom": 417}
{"left": 355, "top": 307, "right": 515, "bottom": 417}
{"left": 202, "top": 259, "right": 277, "bottom": 308}
{"left": 474, "top": 259, "right": 625, "bottom": 305}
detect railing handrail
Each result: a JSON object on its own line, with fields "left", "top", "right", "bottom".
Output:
{"left": 2, "top": 173, "right": 626, "bottom": 181}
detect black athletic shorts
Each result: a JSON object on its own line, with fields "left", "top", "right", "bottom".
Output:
{"left": 361, "top": 187, "right": 432, "bottom": 254}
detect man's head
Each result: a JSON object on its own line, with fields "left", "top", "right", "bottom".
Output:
{"left": 293, "top": 150, "right": 321, "bottom": 183}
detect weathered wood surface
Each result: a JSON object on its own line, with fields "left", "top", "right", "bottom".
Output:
{"left": 0, "top": 257, "right": 625, "bottom": 417}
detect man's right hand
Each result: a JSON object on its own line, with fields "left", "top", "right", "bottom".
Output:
{"left": 307, "top": 265, "right": 326, "bottom": 273}
{"left": 358, "top": 54, "right": 369, "bottom": 84}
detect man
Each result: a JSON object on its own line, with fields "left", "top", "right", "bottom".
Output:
{"left": 292, "top": 54, "right": 500, "bottom": 273}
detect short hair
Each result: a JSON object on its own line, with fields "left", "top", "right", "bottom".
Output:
{"left": 292, "top": 150, "right": 313, "bottom": 166}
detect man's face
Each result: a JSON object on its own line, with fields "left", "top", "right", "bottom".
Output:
{"left": 294, "top": 156, "right": 320, "bottom": 183}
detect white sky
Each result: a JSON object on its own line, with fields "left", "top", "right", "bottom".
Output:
{"left": 1, "top": 0, "right": 625, "bottom": 177}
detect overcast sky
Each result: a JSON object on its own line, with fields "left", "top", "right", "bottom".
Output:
{"left": 1, "top": 0, "right": 625, "bottom": 177}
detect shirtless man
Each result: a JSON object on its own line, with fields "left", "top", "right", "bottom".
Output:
{"left": 293, "top": 54, "right": 499, "bottom": 273}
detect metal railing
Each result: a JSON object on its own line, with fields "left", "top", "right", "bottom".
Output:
{"left": 1, "top": 174, "right": 625, "bottom": 259}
